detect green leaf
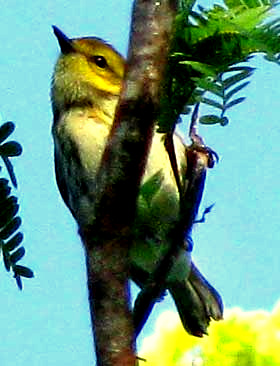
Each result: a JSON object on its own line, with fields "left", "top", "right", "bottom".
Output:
{"left": 0, "top": 122, "right": 15, "bottom": 144}
{"left": 2, "top": 249, "right": 10, "bottom": 271}
{"left": 0, "top": 178, "right": 11, "bottom": 200}
{"left": 10, "top": 246, "right": 25, "bottom": 264}
{"left": 225, "top": 96, "right": 246, "bottom": 109}
{"left": 189, "top": 10, "right": 208, "bottom": 26}
{"left": 194, "top": 78, "right": 224, "bottom": 97}
{"left": 0, "top": 217, "right": 22, "bottom": 240}
{"left": 2, "top": 156, "right": 17, "bottom": 188}
{"left": 0, "top": 119, "right": 32, "bottom": 288}
{"left": 180, "top": 60, "right": 217, "bottom": 76}
{"left": 228, "top": 66, "right": 255, "bottom": 73}
{"left": 200, "top": 97, "right": 224, "bottom": 110}
{"left": 140, "top": 171, "right": 164, "bottom": 206}
{"left": 3, "top": 232, "right": 23, "bottom": 251}
{"left": 224, "top": 81, "right": 250, "bottom": 101}
{"left": 223, "top": 70, "right": 253, "bottom": 90}
{"left": 0, "top": 194, "right": 18, "bottom": 211}
{"left": 199, "top": 115, "right": 224, "bottom": 125}
{"left": 160, "top": 0, "right": 280, "bottom": 136}
{"left": 14, "top": 274, "right": 22, "bottom": 290}
{"left": 0, "top": 141, "right": 22, "bottom": 157}
{"left": 264, "top": 53, "right": 280, "bottom": 63}
{"left": 13, "top": 265, "right": 34, "bottom": 278}
{"left": 0, "top": 197, "right": 19, "bottom": 228}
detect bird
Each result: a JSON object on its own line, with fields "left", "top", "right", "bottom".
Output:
{"left": 51, "top": 25, "right": 223, "bottom": 337}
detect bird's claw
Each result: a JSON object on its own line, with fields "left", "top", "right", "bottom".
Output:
{"left": 203, "top": 145, "right": 219, "bottom": 168}
{"left": 189, "top": 142, "right": 219, "bottom": 168}
{"left": 189, "top": 103, "right": 219, "bottom": 168}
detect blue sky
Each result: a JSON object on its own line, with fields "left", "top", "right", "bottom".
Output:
{"left": 0, "top": 1, "right": 280, "bottom": 365}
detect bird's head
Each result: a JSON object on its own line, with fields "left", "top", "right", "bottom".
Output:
{"left": 51, "top": 26, "right": 125, "bottom": 119}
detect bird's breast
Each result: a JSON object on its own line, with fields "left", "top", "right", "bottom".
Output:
{"left": 56, "top": 107, "right": 112, "bottom": 178}
{"left": 53, "top": 106, "right": 187, "bottom": 228}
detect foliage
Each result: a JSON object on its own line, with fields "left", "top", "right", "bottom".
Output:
{"left": 158, "top": 0, "right": 280, "bottom": 132}
{"left": 0, "top": 120, "right": 34, "bottom": 289}
{"left": 139, "top": 301, "right": 280, "bottom": 365}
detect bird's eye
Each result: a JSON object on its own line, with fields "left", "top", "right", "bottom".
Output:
{"left": 92, "top": 55, "right": 108, "bottom": 69}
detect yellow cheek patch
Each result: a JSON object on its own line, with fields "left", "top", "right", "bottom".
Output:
{"left": 88, "top": 70, "right": 122, "bottom": 95}
{"left": 72, "top": 38, "right": 125, "bottom": 95}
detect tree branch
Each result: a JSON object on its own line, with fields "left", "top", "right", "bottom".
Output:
{"left": 79, "top": 1, "right": 179, "bottom": 365}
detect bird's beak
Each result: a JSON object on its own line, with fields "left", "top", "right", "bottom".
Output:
{"left": 52, "top": 25, "right": 74, "bottom": 54}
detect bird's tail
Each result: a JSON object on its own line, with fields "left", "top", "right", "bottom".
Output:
{"left": 168, "top": 262, "right": 223, "bottom": 337}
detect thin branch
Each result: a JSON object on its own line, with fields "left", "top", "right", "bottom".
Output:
{"left": 79, "top": 1, "right": 179, "bottom": 365}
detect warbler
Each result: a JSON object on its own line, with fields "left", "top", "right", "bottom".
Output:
{"left": 51, "top": 26, "right": 223, "bottom": 337}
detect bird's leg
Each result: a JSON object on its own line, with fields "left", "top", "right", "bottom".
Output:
{"left": 189, "top": 103, "right": 219, "bottom": 168}
{"left": 164, "top": 103, "right": 218, "bottom": 202}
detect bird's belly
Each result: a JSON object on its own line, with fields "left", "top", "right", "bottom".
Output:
{"left": 56, "top": 109, "right": 186, "bottom": 228}
{"left": 60, "top": 110, "right": 111, "bottom": 177}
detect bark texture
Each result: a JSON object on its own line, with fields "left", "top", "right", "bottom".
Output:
{"left": 80, "top": 1, "right": 179, "bottom": 365}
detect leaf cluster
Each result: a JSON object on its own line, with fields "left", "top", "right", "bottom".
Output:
{"left": 0, "top": 121, "right": 33, "bottom": 290}
{"left": 158, "top": 0, "right": 280, "bottom": 132}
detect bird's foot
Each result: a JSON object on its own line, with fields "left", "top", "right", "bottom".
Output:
{"left": 189, "top": 103, "right": 219, "bottom": 168}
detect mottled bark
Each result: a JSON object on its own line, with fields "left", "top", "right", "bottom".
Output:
{"left": 80, "top": 1, "right": 179, "bottom": 365}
